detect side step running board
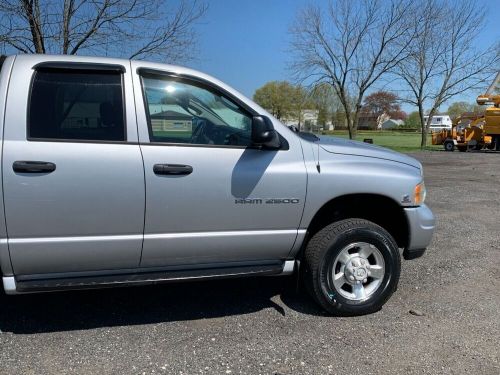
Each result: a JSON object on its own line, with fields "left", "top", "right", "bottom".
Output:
{"left": 13, "top": 262, "right": 293, "bottom": 293}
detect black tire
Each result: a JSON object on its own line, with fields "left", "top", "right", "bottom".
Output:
{"left": 303, "top": 219, "right": 400, "bottom": 316}
{"left": 444, "top": 141, "right": 454, "bottom": 151}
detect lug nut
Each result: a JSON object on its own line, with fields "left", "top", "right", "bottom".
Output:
{"left": 363, "top": 278, "right": 367, "bottom": 283}
{"left": 352, "top": 260, "right": 359, "bottom": 267}
{"left": 349, "top": 275, "right": 355, "bottom": 281}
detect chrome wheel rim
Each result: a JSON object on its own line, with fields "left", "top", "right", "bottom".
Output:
{"left": 329, "top": 242, "right": 386, "bottom": 301}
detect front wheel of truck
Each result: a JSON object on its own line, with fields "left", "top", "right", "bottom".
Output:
{"left": 303, "top": 219, "right": 401, "bottom": 316}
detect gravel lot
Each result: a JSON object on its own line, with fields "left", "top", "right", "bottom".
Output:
{"left": 1, "top": 151, "right": 499, "bottom": 375}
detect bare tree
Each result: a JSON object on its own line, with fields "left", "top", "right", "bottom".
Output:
{"left": 397, "top": 0, "right": 499, "bottom": 147}
{"left": 289, "top": 0, "right": 415, "bottom": 139}
{"left": 0, "top": 0, "right": 207, "bottom": 62}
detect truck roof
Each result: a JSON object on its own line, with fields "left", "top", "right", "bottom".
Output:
{"left": 8, "top": 53, "right": 218, "bottom": 87}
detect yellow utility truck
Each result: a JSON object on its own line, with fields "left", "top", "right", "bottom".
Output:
{"left": 432, "top": 72, "right": 500, "bottom": 151}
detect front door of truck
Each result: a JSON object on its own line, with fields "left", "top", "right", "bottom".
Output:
{"left": 2, "top": 58, "right": 145, "bottom": 276}
{"left": 132, "top": 63, "right": 307, "bottom": 267}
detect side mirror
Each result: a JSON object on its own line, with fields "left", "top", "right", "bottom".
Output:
{"left": 251, "top": 116, "right": 281, "bottom": 149}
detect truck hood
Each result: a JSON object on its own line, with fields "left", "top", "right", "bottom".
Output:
{"left": 315, "top": 136, "right": 421, "bottom": 170}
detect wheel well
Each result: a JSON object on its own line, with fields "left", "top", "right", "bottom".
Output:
{"left": 306, "top": 194, "right": 409, "bottom": 249}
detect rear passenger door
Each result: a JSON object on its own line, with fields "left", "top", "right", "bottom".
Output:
{"left": 2, "top": 58, "right": 145, "bottom": 276}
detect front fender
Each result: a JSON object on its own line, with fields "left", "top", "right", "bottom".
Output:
{"left": 299, "top": 145, "right": 422, "bottom": 229}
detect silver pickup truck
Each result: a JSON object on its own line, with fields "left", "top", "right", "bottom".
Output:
{"left": 0, "top": 54, "right": 435, "bottom": 316}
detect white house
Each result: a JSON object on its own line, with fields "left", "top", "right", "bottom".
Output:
{"left": 381, "top": 119, "right": 405, "bottom": 129}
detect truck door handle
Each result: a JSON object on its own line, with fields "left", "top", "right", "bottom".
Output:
{"left": 153, "top": 164, "right": 193, "bottom": 176}
{"left": 13, "top": 161, "right": 56, "bottom": 173}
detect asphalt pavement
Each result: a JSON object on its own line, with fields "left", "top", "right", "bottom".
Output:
{"left": 0, "top": 151, "right": 499, "bottom": 374}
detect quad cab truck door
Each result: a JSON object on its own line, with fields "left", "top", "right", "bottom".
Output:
{"left": 131, "top": 61, "right": 308, "bottom": 267}
{"left": 1, "top": 56, "right": 145, "bottom": 276}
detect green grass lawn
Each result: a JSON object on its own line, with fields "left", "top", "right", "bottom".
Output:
{"left": 321, "top": 131, "right": 440, "bottom": 152}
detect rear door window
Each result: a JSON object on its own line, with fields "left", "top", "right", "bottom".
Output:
{"left": 29, "top": 69, "right": 125, "bottom": 141}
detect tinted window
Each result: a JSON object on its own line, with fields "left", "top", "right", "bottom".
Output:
{"left": 141, "top": 76, "right": 252, "bottom": 146}
{"left": 29, "top": 70, "right": 125, "bottom": 141}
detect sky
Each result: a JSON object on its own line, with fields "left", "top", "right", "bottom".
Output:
{"left": 188, "top": 0, "right": 309, "bottom": 98}
{"left": 187, "top": 0, "right": 500, "bottom": 112}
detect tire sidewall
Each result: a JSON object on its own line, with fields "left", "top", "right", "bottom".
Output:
{"left": 317, "top": 225, "right": 400, "bottom": 314}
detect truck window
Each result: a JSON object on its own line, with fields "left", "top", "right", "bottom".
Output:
{"left": 141, "top": 76, "right": 252, "bottom": 147}
{"left": 28, "top": 70, "right": 125, "bottom": 141}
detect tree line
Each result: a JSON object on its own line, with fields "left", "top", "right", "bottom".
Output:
{"left": 253, "top": 81, "right": 487, "bottom": 132}
{"left": 253, "top": 82, "right": 409, "bottom": 131}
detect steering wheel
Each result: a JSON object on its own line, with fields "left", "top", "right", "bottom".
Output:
{"left": 191, "top": 119, "right": 213, "bottom": 144}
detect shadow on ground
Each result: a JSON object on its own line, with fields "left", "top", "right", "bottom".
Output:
{"left": 0, "top": 277, "right": 325, "bottom": 334}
